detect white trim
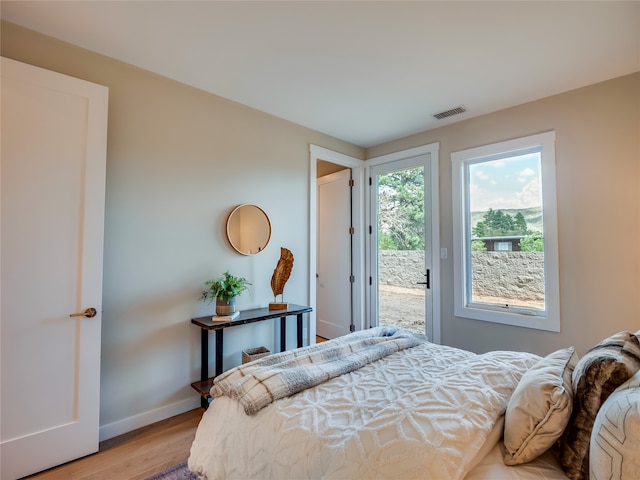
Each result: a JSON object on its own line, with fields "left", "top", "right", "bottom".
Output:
{"left": 364, "top": 143, "right": 441, "bottom": 343}
{"left": 99, "top": 397, "right": 200, "bottom": 441}
{"left": 451, "top": 131, "right": 560, "bottom": 332}
{"left": 309, "top": 145, "right": 365, "bottom": 343}
{"left": 365, "top": 144, "right": 439, "bottom": 167}
{"left": 310, "top": 145, "right": 363, "bottom": 168}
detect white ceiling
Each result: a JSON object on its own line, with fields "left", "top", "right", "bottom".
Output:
{"left": 2, "top": 1, "right": 639, "bottom": 148}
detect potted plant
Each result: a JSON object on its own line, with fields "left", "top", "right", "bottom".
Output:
{"left": 201, "top": 271, "right": 251, "bottom": 315}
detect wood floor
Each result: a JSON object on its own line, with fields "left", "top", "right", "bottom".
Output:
{"left": 26, "top": 408, "right": 204, "bottom": 480}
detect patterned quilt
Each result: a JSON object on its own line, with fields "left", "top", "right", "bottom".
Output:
{"left": 212, "top": 326, "right": 424, "bottom": 415}
{"left": 188, "top": 334, "right": 540, "bottom": 480}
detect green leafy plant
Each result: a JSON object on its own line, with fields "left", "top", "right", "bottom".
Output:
{"left": 519, "top": 232, "right": 545, "bottom": 252}
{"left": 201, "top": 271, "right": 251, "bottom": 303}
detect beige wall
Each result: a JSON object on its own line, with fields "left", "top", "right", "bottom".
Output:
{"left": 1, "top": 21, "right": 364, "bottom": 439}
{"left": 368, "top": 72, "right": 640, "bottom": 357}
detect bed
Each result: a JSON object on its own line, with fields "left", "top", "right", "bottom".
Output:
{"left": 188, "top": 326, "right": 640, "bottom": 480}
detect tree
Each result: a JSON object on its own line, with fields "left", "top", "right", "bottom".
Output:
{"left": 472, "top": 220, "right": 488, "bottom": 238}
{"left": 378, "top": 232, "right": 396, "bottom": 250}
{"left": 519, "top": 232, "right": 544, "bottom": 252}
{"left": 471, "top": 240, "right": 487, "bottom": 251}
{"left": 473, "top": 208, "right": 529, "bottom": 237}
{"left": 377, "top": 167, "right": 424, "bottom": 250}
{"left": 514, "top": 212, "right": 528, "bottom": 234}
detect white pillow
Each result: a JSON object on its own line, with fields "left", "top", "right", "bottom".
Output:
{"left": 590, "top": 369, "right": 640, "bottom": 479}
{"left": 504, "top": 346, "right": 578, "bottom": 465}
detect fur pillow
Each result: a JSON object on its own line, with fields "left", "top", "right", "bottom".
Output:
{"left": 503, "top": 347, "right": 578, "bottom": 465}
{"left": 590, "top": 369, "right": 640, "bottom": 479}
{"left": 559, "top": 331, "right": 640, "bottom": 480}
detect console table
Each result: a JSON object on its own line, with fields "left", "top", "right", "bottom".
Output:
{"left": 190, "top": 304, "right": 312, "bottom": 408}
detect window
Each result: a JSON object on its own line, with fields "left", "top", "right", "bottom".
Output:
{"left": 494, "top": 241, "right": 512, "bottom": 251}
{"left": 451, "top": 131, "right": 560, "bottom": 331}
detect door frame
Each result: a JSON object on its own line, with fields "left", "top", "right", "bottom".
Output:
{"left": 309, "top": 145, "right": 364, "bottom": 344}
{"left": 365, "top": 143, "right": 441, "bottom": 343}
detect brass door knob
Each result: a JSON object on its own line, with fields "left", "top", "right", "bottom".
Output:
{"left": 69, "top": 307, "right": 97, "bottom": 318}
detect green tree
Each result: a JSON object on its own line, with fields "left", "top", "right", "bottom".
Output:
{"left": 514, "top": 212, "right": 528, "bottom": 234}
{"left": 378, "top": 232, "right": 396, "bottom": 250}
{"left": 472, "top": 221, "right": 488, "bottom": 238}
{"left": 378, "top": 167, "right": 424, "bottom": 250}
{"left": 471, "top": 239, "right": 487, "bottom": 251}
{"left": 485, "top": 208, "right": 515, "bottom": 235}
{"left": 473, "top": 208, "right": 530, "bottom": 237}
{"left": 519, "top": 232, "right": 544, "bottom": 252}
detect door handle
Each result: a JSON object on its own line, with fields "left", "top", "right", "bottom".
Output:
{"left": 416, "top": 270, "right": 430, "bottom": 289}
{"left": 70, "top": 307, "right": 97, "bottom": 318}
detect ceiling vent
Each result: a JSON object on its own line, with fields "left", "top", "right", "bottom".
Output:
{"left": 432, "top": 105, "right": 467, "bottom": 120}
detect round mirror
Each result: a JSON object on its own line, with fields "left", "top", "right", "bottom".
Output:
{"left": 226, "top": 204, "right": 271, "bottom": 255}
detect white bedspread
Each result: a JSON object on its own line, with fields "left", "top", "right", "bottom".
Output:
{"left": 212, "top": 326, "right": 423, "bottom": 415}
{"left": 189, "top": 338, "right": 540, "bottom": 480}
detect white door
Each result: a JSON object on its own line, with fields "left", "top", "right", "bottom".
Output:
{"left": 1, "top": 58, "right": 108, "bottom": 479}
{"left": 367, "top": 148, "right": 440, "bottom": 342}
{"left": 316, "top": 169, "right": 352, "bottom": 339}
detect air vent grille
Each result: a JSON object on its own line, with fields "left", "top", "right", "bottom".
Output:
{"left": 433, "top": 106, "right": 467, "bottom": 120}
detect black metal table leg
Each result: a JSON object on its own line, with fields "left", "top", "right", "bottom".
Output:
{"left": 280, "top": 316, "right": 286, "bottom": 352}
{"left": 200, "top": 329, "right": 208, "bottom": 381}
{"left": 296, "top": 313, "right": 303, "bottom": 348}
{"left": 215, "top": 330, "right": 224, "bottom": 376}
{"left": 200, "top": 329, "right": 209, "bottom": 409}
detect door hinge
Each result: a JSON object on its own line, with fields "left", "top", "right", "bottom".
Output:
{"left": 349, "top": 275, "right": 355, "bottom": 283}
{"left": 369, "top": 276, "right": 372, "bottom": 286}
{"left": 348, "top": 227, "right": 355, "bottom": 235}
{"left": 350, "top": 324, "right": 355, "bottom": 332}
{"left": 369, "top": 177, "right": 372, "bottom": 186}
{"left": 369, "top": 225, "right": 372, "bottom": 234}
{"left": 348, "top": 179, "right": 355, "bottom": 187}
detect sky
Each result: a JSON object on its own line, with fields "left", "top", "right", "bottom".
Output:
{"left": 468, "top": 152, "right": 542, "bottom": 212}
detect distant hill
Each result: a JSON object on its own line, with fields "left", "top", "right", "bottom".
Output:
{"left": 470, "top": 206, "right": 543, "bottom": 233}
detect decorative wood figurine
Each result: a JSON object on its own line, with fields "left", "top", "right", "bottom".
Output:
{"left": 269, "top": 247, "right": 294, "bottom": 310}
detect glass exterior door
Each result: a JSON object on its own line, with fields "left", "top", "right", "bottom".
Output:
{"left": 369, "top": 155, "right": 432, "bottom": 337}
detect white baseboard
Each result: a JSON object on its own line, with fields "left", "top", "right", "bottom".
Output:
{"left": 99, "top": 396, "right": 201, "bottom": 442}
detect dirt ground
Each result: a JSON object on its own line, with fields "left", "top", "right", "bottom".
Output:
{"left": 378, "top": 285, "right": 426, "bottom": 335}
{"left": 378, "top": 285, "right": 544, "bottom": 336}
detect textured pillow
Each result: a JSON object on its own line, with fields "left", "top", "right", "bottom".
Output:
{"left": 503, "top": 346, "right": 578, "bottom": 465}
{"left": 590, "top": 370, "right": 640, "bottom": 479}
{"left": 559, "top": 331, "right": 640, "bottom": 480}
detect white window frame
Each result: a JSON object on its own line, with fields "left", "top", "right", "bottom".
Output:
{"left": 451, "top": 131, "right": 560, "bottom": 332}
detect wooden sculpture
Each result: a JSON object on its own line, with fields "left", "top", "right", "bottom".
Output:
{"left": 269, "top": 247, "right": 294, "bottom": 310}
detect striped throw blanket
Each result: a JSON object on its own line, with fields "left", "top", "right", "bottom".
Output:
{"left": 211, "top": 326, "right": 425, "bottom": 415}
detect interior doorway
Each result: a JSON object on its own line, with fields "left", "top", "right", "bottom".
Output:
{"left": 309, "top": 146, "right": 364, "bottom": 343}
{"left": 308, "top": 144, "right": 439, "bottom": 345}
{"left": 316, "top": 166, "right": 353, "bottom": 339}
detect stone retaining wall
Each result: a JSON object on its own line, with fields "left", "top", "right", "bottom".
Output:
{"left": 379, "top": 250, "right": 425, "bottom": 288}
{"left": 379, "top": 250, "right": 544, "bottom": 301}
{"left": 471, "top": 251, "right": 544, "bottom": 301}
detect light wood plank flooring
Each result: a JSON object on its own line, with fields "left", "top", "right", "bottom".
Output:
{"left": 25, "top": 408, "right": 204, "bottom": 480}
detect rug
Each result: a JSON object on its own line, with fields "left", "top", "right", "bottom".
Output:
{"left": 145, "top": 461, "right": 198, "bottom": 480}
